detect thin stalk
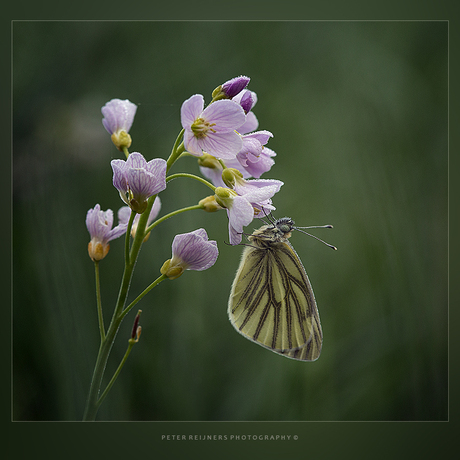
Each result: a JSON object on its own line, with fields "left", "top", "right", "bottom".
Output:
{"left": 94, "top": 261, "right": 105, "bottom": 341}
{"left": 166, "top": 172, "right": 216, "bottom": 192}
{"left": 145, "top": 204, "right": 204, "bottom": 235}
{"left": 82, "top": 315, "right": 123, "bottom": 420}
{"left": 84, "top": 127, "right": 189, "bottom": 420}
{"left": 125, "top": 210, "right": 136, "bottom": 265}
{"left": 96, "top": 337, "right": 137, "bottom": 409}
{"left": 166, "top": 129, "right": 185, "bottom": 172}
{"left": 120, "top": 274, "right": 167, "bottom": 320}
{"left": 83, "top": 196, "right": 155, "bottom": 421}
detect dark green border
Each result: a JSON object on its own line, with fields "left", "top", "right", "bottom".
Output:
{"left": 6, "top": 1, "right": 458, "bottom": 459}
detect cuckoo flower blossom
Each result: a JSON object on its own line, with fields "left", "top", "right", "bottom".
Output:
{"left": 215, "top": 178, "right": 283, "bottom": 245}
{"left": 234, "top": 130, "right": 276, "bottom": 178}
{"left": 86, "top": 204, "right": 130, "bottom": 261}
{"left": 111, "top": 152, "right": 167, "bottom": 214}
{"left": 160, "top": 229, "right": 219, "bottom": 280}
{"left": 102, "top": 99, "right": 137, "bottom": 150}
{"left": 181, "top": 94, "right": 246, "bottom": 160}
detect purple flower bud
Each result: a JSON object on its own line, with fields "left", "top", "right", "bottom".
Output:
{"left": 86, "top": 204, "right": 129, "bottom": 261}
{"left": 221, "top": 75, "right": 250, "bottom": 98}
{"left": 160, "top": 229, "right": 219, "bottom": 279}
{"left": 111, "top": 152, "right": 167, "bottom": 214}
{"left": 234, "top": 91, "right": 259, "bottom": 134}
{"left": 237, "top": 90, "right": 254, "bottom": 114}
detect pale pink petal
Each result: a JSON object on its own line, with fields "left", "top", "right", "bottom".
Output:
{"left": 202, "top": 100, "right": 246, "bottom": 132}
{"left": 181, "top": 94, "right": 204, "bottom": 128}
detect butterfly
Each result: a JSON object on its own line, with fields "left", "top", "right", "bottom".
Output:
{"left": 228, "top": 216, "right": 336, "bottom": 361}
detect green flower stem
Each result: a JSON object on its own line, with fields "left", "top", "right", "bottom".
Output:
{"left": 120, "top": 274, "right": 167, "bottom": 320}
{"left": 84, "top": 129, "right": 187, "bottom": 420}
{"left": 166, "top": 173, "right": 216, "bottom": 192}
{"left": 83, "top": 195, "right": 157, "bottom": 421}
{"left": 125, "top": 210, "right": 136, "bottom": 265}
{"left": 144, "top": 203, "right": 204, "bottom": 236}
{"left": 166, "top": 129, "right": 185, "bottom": 172}
{"left": 96, "top": 335, "right": 138, "bottom": 410}
{"left": 94, "top": 261, "right": 105, "bottom": 342}
{"left": 83, "top": 317, "right": 122, "bottom": 420}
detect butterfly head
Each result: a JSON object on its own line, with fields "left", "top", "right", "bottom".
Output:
{"left": 274, "top": 217, "right": 295, "bottom": 237}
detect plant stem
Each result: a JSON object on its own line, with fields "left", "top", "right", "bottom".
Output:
{"left": 82, "top": 313, "right": 124, "bottom": 420}
{"left": 166, "top": 172, "right": 216, "bottom": 191}
{"left": 84, "top": 128, "right": 188, "bottom": 420}
{"left": 94, "top": 261, "right": 105, "bottom": 341}
{"left": 96, "top": 336, "right": 137, "bottom": 410}
{"left": 144, "top": 204, "right": 204, "bottom": 235}
{"left": 83, "top": 197, "right": 154, "bottom": 421}
{"left": 120, "top": 274, "right": 167, "bottom": 320}
{"left": 125, "top": 210, "right": 136, "bottom": 265}
{"left": 166, "top": 129, "right": 185, "bottom": 172}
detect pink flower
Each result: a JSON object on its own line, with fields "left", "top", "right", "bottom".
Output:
{"left": 215, "top": 178, "right": 283, "bottom": 245}
{"left": 235, "top": 130, "right": 276, "bottom": 178}
{"left": 160, "top": 229, "right": 219, "bottom": 280}
{"left": 111, "top": 152, "right": 167, "bottom": 214}
{"left": 86, "top": 204, "right": 130, "bottom": 261}
{"left": 181, "top": 94, "right": 246, "bottom": 160}
{"left": 102, "top": 99, "right": 137, "bottom": 150}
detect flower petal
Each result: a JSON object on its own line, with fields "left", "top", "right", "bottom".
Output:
{"left": 227, "top": 196, "right": 255, "bottom": 240}
{"left": 183, "top": 129, "right": 204, "bottom": 156}
{"left": 237, "top": 111, "right": 259, "bottom": 135}
{"left": 126, "top": 152, "right": 147, "bottom": 169}
{"left": 145, "top": 158, "right": 167, "bottom": 190}
{"left": 111, "top": 159, "right": 128, "bottom": 193}
{"left": 171, "top": 229, "right": 219, "bottom": 270}
{"left": 199, "top": 131, "right": 243, "bottom": 160}
{"left": 101, "top": 99, "right": 137, "bottom": 134}
{"left": 181, "top": 94, "right": 204, "bottom": 128}
{"left": 201, "top": 100, "right": 246, "bottom": 132}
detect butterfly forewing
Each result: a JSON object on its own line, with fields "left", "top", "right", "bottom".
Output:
{"left": 228, "top": 228, "right": 323, "bottom": 361}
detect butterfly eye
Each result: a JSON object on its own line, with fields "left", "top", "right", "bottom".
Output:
{"left": 279, "top": 224, "right": 290, "bottom": 234}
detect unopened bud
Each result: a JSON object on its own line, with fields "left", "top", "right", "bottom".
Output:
{"left": 197, "top": 153, "right": 221, "bottom": 169}
{"left": 199, "top": 195, "right": 222, "bottom": 213}
{"left": 222, "top": 168, "right": 243, "bottom": 188}
{"left": 214, "top": 186, "right": 237, "bottom": 209}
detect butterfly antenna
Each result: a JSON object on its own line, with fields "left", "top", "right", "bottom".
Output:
{"left": 260, "top": 208, "right": 276, "bottom": 225}
{"left": 296, "top": 224, "right": 334, "bottom": 229}
{"left": 294, "top": 225, "right": 337, "bottom": 250}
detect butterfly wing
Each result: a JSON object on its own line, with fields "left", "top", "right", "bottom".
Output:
{"left": 228, "top": 241, "right": 322, "bottom": 361}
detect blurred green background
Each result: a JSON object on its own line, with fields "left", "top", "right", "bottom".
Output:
{"left": 13, "top": 21, "right": 447, "bottom": 421}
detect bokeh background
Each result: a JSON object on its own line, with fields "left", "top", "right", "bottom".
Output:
{"left": 13, "top": 21, "right": 447, "bottom": 421}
